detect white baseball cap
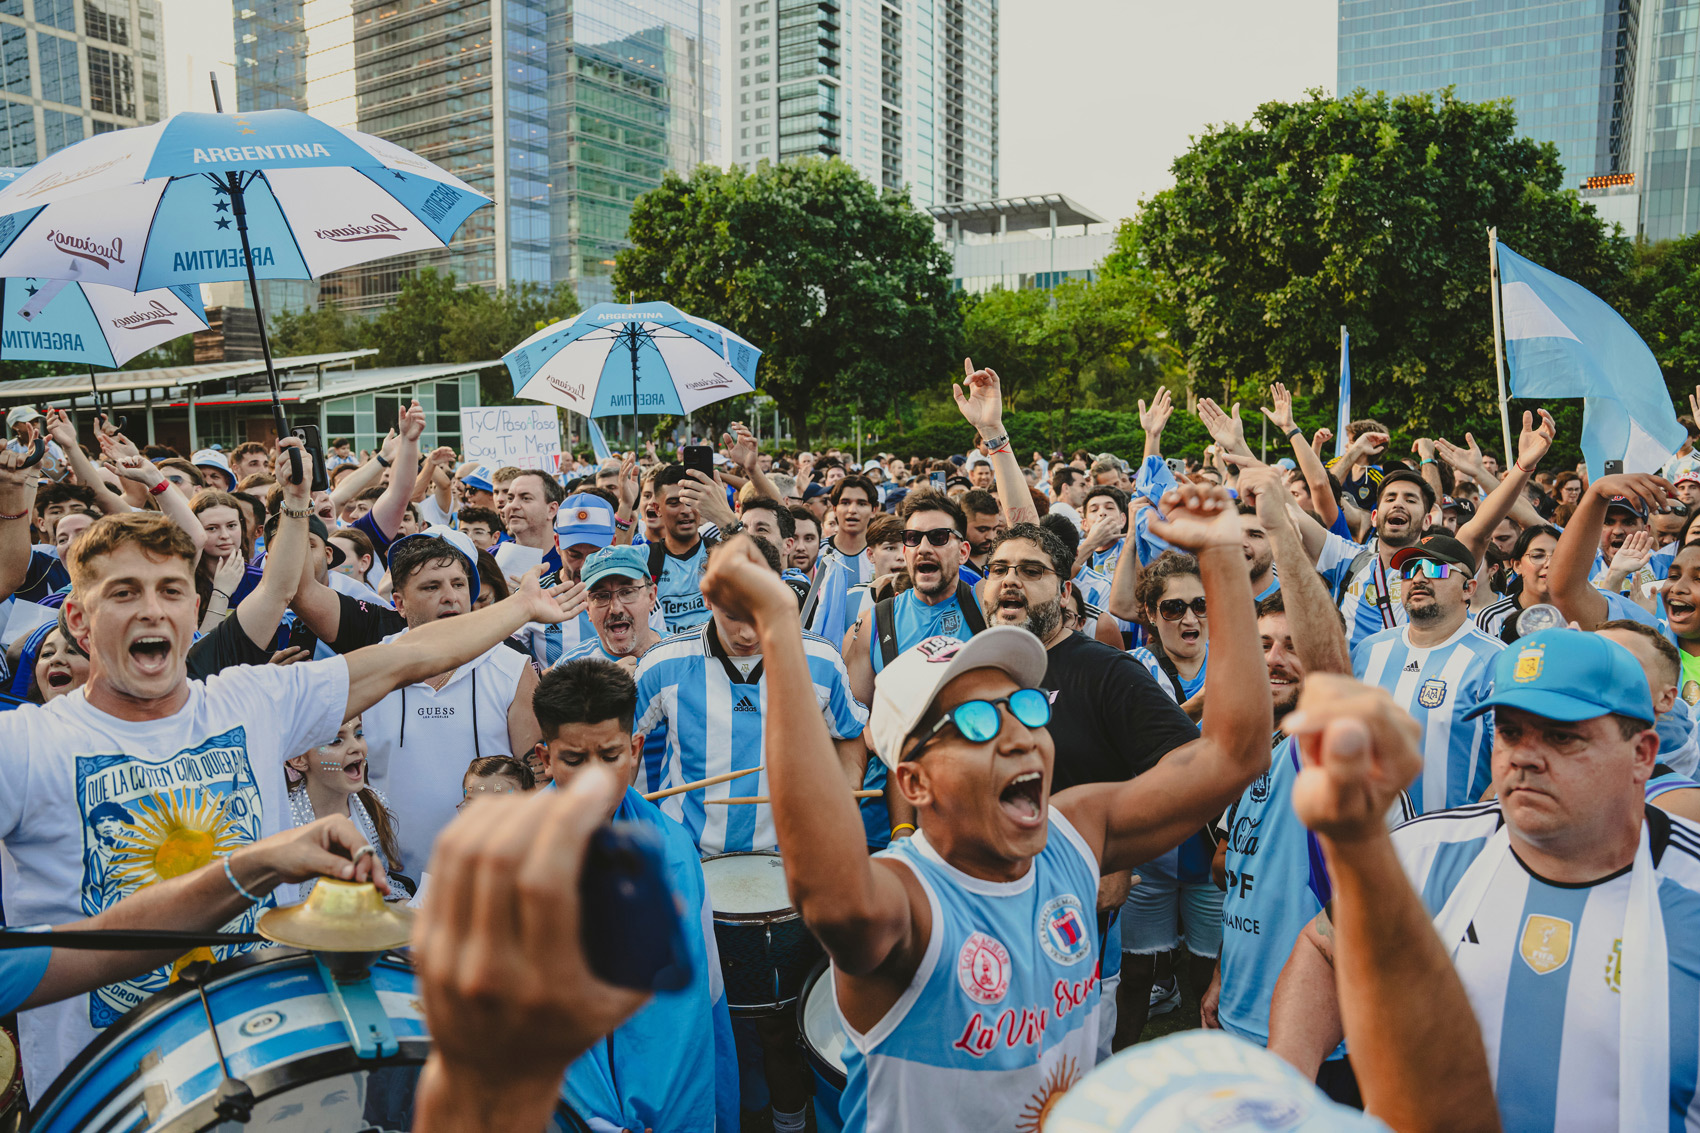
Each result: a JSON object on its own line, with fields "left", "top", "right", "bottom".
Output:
{"left": 868, "top": 626, "right": 1049, "bottom": 770}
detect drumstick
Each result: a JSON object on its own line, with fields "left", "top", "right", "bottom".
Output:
{"left": 708, "top": 790, "right": 884, "bottom": 805}
{"left": 642, "top": 764, "right": 763, "bottom": 802}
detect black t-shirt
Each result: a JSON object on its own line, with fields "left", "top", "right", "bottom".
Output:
{"left": 1041, "top": 631, "right": 1200, "bottom": 792}
{"left": 328, "top": 591, "right": 407, "bottom": 653}
{"left": 185, "top": 611, "right": 322, "bottom": 681}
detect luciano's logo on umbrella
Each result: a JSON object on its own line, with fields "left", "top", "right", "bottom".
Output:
{"left": 19, "top": 153, "right": 130, "bottom": 199}
{"left": 546, "top": 375, "right": 587, "bottom": 404}
{"left": 313, "top": 213, "right": 409, "bottom": 243}
{"left": 109, "top": 299, "right": 179, "bottom": 331}
{"left": 44, "top": 229, "right": 125, "bottom": 268}
{"left": 684, "top": 373, "right": 734, "bottom": 392}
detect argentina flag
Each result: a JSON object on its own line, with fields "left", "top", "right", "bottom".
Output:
{"left": 1496, "top": 242, "right": 1685, "bottom": 476}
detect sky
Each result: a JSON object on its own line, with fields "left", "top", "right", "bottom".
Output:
{"left": 162, "top": 0, "right": 1338, "bottom": 224}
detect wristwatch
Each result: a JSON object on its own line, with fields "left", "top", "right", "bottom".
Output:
{"left": 280, "top": 501, "right": 313, "bottom": 519}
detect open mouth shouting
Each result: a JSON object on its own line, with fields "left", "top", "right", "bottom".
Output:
{"left": 43, "top": 665, "right": 74, "bottom": 690}
{"left": 1669, "top": 593, "right": 1697, "bottom": 628}
{"left": 911, "top": 555, "right": 943, "bottom": 589}
{"left": 999, "top": 768, "right": 1045, "bottom": 827}
{"left": 1380, "top": 508, "right": 1412, "bottom": 536}
{"left": 128, "top": 633, "right": 172, "bottom": 676}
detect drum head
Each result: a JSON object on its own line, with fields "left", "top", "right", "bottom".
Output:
{"left": 0, "top": 1026, "right": 18, "bottom": 1117}
{"left": 702, "top": 852, "right": 792, "bottom": 920}
{"left": 797, "top": 959, "right": 847, "bottom": 1088}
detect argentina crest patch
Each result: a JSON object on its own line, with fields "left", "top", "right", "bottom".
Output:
{"left": 1417, "top": 678, "right": 1447, "bottom": 709}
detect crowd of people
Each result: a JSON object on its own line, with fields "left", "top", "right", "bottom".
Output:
{"left": 0, "top": 355, "right": 1698, "bottom": 1133}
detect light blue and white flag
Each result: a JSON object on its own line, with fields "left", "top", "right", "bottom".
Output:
{"left": 1335, "top": 325, "right": 1351, "bottom": 461}
{"left": 1497, "top": 242, "right": 1685, "bottom": 476}
{"left": 587, "top": 416, "right": 612, "bottom": 462}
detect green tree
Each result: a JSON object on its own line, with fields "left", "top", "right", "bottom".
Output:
{"left": 269, "top": 302, "right": 369, "bottom": 358}
{"left": 1618, "top": 233, "right": 1700, "bottom": 396}
{"left": 440, "top": 280, "right": 581, "bottom": 364}
{"left": 367, "top": 267, "right": 463, "bottom": 367}
{"left": 1137, "top": 88, "right": 1630, "bottom": 436}
{"left": 613, "top": 159, "right": 962, "bottom": 450}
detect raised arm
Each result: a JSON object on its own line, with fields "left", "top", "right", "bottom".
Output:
{"left": 1284, "top": 676, "right": 1501, "bottom": 1133}
{"left": 1057, "top": 483, "right": 1272, "bottom": 871}
{"left": 25, "top": 816, "right": 385, "bottom": 1011}
{"left": 343, "top": 569, "right": 583, "bottom": 719}
{"left": 1436, "top": 430, "right": 1545, "bottom": 531}
{"left": 1239, "top": 461, "right": 1351, "bottom": 675}
{"left": 723, "top": 422, "right": 779, "bottom": 502}
{"left": 0, "top": 449, "right": 38, "bottom": 602}
{"left": 1103, "top": 507, "right": 1143, "bottom": 622}
{"left": 1548, "top": 472, "right": 1672, "bottom": 631}
{"left": 1139, "top": 387, "right": 1172, "bottom": 462}
{"left": 331, "top": 431, "right": 392, "bottom": 509}
{"left": 43, "top": 410, "right": 127, "bottom": 515}
{"left": 1262, "top": 382, "right": 1339, "bottom": 530}
{"left": 955, "top": 358, "right": 1037, "bottom": 526}
{"left": 701, "top": 537, "right": 920, "bottom": 977}
{"left": 365, "top": 403, "right": 424, "bottom": 542}
{"left": 227, "top": 439, "right": 311, "bottom": 648}
{"left": 1196, "top": 398, "right": 1255, "bottom": 471}
{"left": 113, "top": 455, "right": 206, "bottom": 556}
{"left": 1453, "top": 410, "right": 1556, "bottom": 563}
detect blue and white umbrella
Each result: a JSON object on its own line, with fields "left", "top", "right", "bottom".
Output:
{"left": 0, "top": 275, "right": 206, "bottom": 368}
{"left": 0, "top": 109, "right": 489, "bottom": 292}
{"left": 505, "top": 301, "right": 761, "bottom": 438}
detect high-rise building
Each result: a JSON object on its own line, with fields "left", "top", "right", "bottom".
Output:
{"left": 730, "top": 0, "right": 997, "bottom": 209}
{"left": 0, "top": 0, "right": 166, "bottom": 168}
{"left": 1634, "top": 0, "right": 1700, "bottom": 240}
{"left": 231, "top": 0, "right": 718, "bottom": 313}
{"left": 1337, "top": 1, "right": 1637, "bottom": 191}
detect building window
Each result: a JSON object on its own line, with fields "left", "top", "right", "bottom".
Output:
{"left": 34, "top": 0, "right": 74, "bottom": 30}
{"left": 83, "top": 0, "right": 130, "bottom": 45}
{"left": 37, "top": 33, "right": 80, "bottom": 106}
{"left": 0, "top": 23, "right": 27, "bottom": 96}
{"left": 0, "top": 99, "right": 33, "bottom": 164}
{"left": 87, "top": 45, "right": 133, "bottom": 117}
{"left": 41, "top": 108, "right": 83, "bottom": 154}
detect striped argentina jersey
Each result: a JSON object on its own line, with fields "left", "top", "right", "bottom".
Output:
{"left": 632, "top": 623, "right": 867, "bottom": 856}
{"left": 1315, "top": 532, "right": 1406, "bottom": 649}
{"left": 1353, "top": 620, "right": 1501, "bottom": 812}
{"left": 1394, "top": 803, "right": 1700, "bottom": 1133}
{"left": 516, "top": 572, "right": 667, "bottom": 669}
{"left": 654, "top": 539, "right": 713, "bottom": 633}
{"left": 556, "top": 636, "right": 670, "bottom": 794}
{"left": 835, "top": 813, "right": 1102, "bottom": 1133}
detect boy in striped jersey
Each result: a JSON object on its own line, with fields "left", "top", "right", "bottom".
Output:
{"left": 1353, "top": 531, "right": 1503, "bottom": 812}
{"left": 1279, "top": 628, "right": 1700, "bottom": 1133}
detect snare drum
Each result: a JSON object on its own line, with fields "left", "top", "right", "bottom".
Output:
{"left": 27, "top": 949, "right": 427, "bottom": 1133}
{"left": 702, "top": 851, "right": 821, "bottom": 1013}
{"left": 0, "top": 1025, "right": 20, "bottom": 1133}
{"left": 797, "top": 960, "right": 848, "bottom": 1133}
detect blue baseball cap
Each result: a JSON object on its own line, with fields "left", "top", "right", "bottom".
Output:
{"left": 1046, "top": 1032, "right": 1387, "bottom": 1131}
{"left": 386, "top": 524, "right": 481, "bottom": 603}
{"left": 1463, "top": 627, "right": 1654, "bottom": 725}
{"left": 581, "top": 544, "right": 650, "bottom": 590}
{"left": 801, "top": 482, "right": 829, "bottom": 502}
{"left": 555, "top": 492, "right": 616, "bottom": 551}
{"left": 461, "top": 465, "right": 495, "bottom": 495}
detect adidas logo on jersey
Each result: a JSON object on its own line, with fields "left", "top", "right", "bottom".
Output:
{"left": 734, "top": 698, "right": 759, "bottom": 713}
{"left": 1403, "top": 661, "right": 1421, "bottom": 673}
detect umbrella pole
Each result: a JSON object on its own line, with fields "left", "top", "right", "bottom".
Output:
{"left": 225, "top": 170, "right": 303, "bottom": 486}
{"left": 628, "top": 320, "right": 640, "bottom": 451}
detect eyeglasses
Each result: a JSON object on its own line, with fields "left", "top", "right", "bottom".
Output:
{"left": 1400, "top": 560, "right": 1463, "bottom": 581}
{"left": 588, "top": 584, "right": 648, "bottom": 608}
{"left": 1158, "top": 597, "right": 1208, "bottom": 621}
{"left": 985, "top": 561, "right": 1058, "bottom": 582}
{"left": 902, "top": 527, "right": 959, "bottom": 547}
{"left": 905, "top": 688, "right": 1052, "bottom": 761}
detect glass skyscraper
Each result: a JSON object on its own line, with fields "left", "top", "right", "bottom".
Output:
{"left": 1637, "top": 0, "right": 1700, "bottom": 240}
{"left": 1337, "top": 0, "right": 1636, "bottom": 189}
{"left": 0, "top": 0, "right": 165, "bottom": 168}
{"left": 232, "top": 0, "right": 718, "bottom": 311}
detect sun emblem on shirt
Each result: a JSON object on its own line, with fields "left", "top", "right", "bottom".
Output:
{"left": 105, "top": 788, "right": 243, "bottom": 890}
{"left": 1015, "top": 1056, "right": 1080, "bottom": 1133}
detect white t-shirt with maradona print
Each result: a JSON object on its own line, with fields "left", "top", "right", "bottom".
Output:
{"left": 0, "top": 657, "right": 350, "bottom": 1091}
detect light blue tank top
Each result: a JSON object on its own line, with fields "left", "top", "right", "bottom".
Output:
{"left": 835, "top": 811, "right": 1103, "bottom": 1133}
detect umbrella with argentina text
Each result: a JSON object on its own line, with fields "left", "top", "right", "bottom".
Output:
{"left": 0, "top": 101, "right": 490, "bottom": 480}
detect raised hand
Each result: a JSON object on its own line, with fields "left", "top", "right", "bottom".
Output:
{"left": 1689, "top": 384, "right": 1700, "bottom": 428}
{"left": 721, "top": 422, "right": 758, "bottom": 472}
{"left": 113, "top": 454, "right": 165, "bottom": 491}
{"left": 1195, "top": 398, "right": 1248, "bottom": 454}
{"left": 1144, "top": 482, "right": 1244, "bottom": 554}
{"left": 1412, "top": 437, "right": 1437, "bottom": 463}
{"left": 1609, "top": 529, "right": 1655, "bottom": 575}
{"left": 952, "top": 356, "right": 1005, "bottom": 437}
{"left": 1514, "top": 408, "right": 1557, "bottom": 472}
{"left": 515, "top": 568, "right": 586, "bottom": 625}
{"left": 617, "top": 454, "right": 640, "bottom": 510}
{"left": 272, "top": 436, "right": 311, "bottom": 497}
{"left": 1260, "top": 382, "right": 1295, "bottom": 434}
{"left": 699, "top": 533, "right": 800, "bottom": 625}
{"left": 679, "top": 469, "right": 735, "bottom": 529}
{"left": 1139, "top": 386, "right": 1174, "bottom": 435}
{"left": 1588, "top": 472, "right": 1674, "bottom": 516}
{"left": 1227, "top": 456, "right": 1288, "bottom": 527}
{"left": 1287, "top": 675, "right": 1423, "bottom": 844}
{"left": 378, "top": 427, "right": 400, "bottom": 464}
{"left": 399, "top": 400, "right": 427, "bottom": 443}
{"left": 427, "top": 445, "right": 456, "bottom": 469}
{"left": 43, "top": 408, "right": 77, "bottom": 451}
{"left": 237, "top": 814, "right": 390, "bottom": 893}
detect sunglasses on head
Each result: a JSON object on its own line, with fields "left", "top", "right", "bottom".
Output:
{"left": 904, "top": 687, "right": 1052, "bottom": 761}
{"left": 902, "top": 526, "right": 959, "bottom": 547}
{"left": 1158, "top": 597, "right": 1207, "bottom": 621}
{"left": 1400, "top": 559, "right": 1463, "bottom": 581}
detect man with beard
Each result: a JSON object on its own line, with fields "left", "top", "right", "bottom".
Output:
{"left": 845, "top": 491, "right": 987, "bottom": 849}
{"left": 1299, "top": 410, "right": 1557, "bottom": 649}
{"left": 1238, "top": 502, "right": 1279, "bottom": 601}
{"left": 1201, "top": 461, "right": 1414, "bottom": 1097}
{"left": 957, "top": 488, "right": 1001, "bottom": 584}
{"left": 1351, "top": 531, "right": 1503, "bottom": 813}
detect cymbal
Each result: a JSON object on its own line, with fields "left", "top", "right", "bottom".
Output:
{"left": 257, "top": 879, "right": 414, "bottom": 953}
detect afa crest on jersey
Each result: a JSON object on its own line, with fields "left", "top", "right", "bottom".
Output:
{"left": 1417, "top": 678, "right": 1448, "bottom": 708}
{"left": 1520, "top": 913, "right": 1573, "bottom": 975}
{"left": 1038, "top": 894, "right": 1092, "bottom": 965}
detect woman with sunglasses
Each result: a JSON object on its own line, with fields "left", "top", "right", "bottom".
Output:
{"left": 698, "top": 475, "right": 1273, "bottom": 1133}
{"left": 1130, "top": 552, "right": 1208, "bottom": 723}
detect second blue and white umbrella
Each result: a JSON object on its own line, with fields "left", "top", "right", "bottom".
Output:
{"left": 0, "top": 275, "right": 206, "bottom": 368}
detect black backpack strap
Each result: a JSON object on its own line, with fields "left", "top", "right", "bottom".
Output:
{"left": 874, "top": 596, "right": 900, "bottom": 669}
{"left": 956, "top": 579, "right": 987, "bottom": 636}
{"left": 647, "top": 540, "right": 667, "bottom": 584}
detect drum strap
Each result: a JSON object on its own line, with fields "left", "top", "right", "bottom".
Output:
{"left": 0, "top": 928, "right": 266, "bottom": 950}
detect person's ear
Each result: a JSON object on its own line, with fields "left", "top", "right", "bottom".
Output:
{"left": 894, "top": 760, "right": 933, "bottom": 809}
{"left": 534, "top": 741, "right": 552, "bottom": 774}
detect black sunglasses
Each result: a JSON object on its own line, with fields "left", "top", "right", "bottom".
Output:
{"left": 902, "top": 527, "right": 959, "bottom": 547}
{"left": 1158, "top": 597, "right": 1207, "bottom": 621}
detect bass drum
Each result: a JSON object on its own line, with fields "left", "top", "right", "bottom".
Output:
{"left": 26, "top": 949, "right": 428, "bottom": 1133}
{"left": 797, "top": 959, "right": 847, "bottom": 1133}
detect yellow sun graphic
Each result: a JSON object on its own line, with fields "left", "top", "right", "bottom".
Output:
{"left": 1016, "top": 1055, "right": 1081, "bottom": 1133}
{"left": 106, "top": 788, "right": 243, "bottom": 889}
